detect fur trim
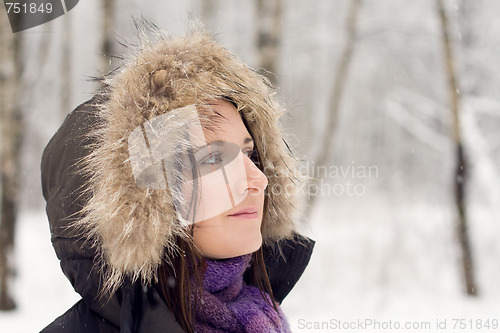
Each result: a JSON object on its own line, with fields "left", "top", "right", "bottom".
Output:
{"left": 78, "top": 27, "right": 303, "bottom": 293}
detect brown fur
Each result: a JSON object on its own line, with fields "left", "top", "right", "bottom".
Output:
{"left": 78, "top": 28, "right": 303, "bottom": 293}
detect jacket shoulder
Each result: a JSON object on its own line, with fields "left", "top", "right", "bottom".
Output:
{"left": 41, "top": 300, "right": 118, "bottom": 333}
{"left": 263, "top": 233, "right": 315, "bottom": 303}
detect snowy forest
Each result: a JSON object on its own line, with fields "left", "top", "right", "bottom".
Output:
{"left": 1, "top": 0, "right": 500, "bottom": 332}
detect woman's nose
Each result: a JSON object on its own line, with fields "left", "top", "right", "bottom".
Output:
{"left": 243, "top": 154, "right": 268, "bottom": 194}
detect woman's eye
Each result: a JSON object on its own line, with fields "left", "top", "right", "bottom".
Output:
{"left": 244, "top": 149, "right": 258, "bottom": 162}
{"left": 201, "top": 153, "right": 223, "bottom": 165}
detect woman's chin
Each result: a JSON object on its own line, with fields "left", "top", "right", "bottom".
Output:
{"left": 193, "top": 212, "right": 264, "bottom": 259}
{"left": 205, "top": 233, "right": 262, "bottom": 259}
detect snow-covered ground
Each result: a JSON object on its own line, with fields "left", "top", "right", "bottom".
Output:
{"left": 0, "top": 211, "right": 80, "bottom": 332}
{"left": 1, "top": 191, "right": 499, "bottom": 332}
{"left": 283, "top": 193, "right": 500, "bottom": 333}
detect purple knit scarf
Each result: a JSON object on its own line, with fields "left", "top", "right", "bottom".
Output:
{"left": 192, "top": 254, "right": 291, "bottom": 333}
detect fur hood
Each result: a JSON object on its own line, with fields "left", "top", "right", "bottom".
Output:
{"left": 71, "top": 28, "right": 302, "bottom": 293}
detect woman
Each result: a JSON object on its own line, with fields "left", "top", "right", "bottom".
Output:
{"left": 41, "top": 27, "right": 314, "bottom": 332}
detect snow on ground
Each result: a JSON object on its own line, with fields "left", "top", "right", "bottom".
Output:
{"left": 283, "top": 192, "right": 500, "bottom": 333}
{"left": 1, "top": 192, "right": 499, "bottom": 332}
{"left": 0, "top": 211, "right": 80, "bottom": 332}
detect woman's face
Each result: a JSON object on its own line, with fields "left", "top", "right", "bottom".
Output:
{"left": 191, "top": 101, "right": 268, "bottom": 259}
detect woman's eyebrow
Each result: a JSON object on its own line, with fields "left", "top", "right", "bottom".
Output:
{"left": 192, "top": 138, "right": 253, "bottom": 153}
{"left": 243, "top": 137, "right": 254, "bottom": 145}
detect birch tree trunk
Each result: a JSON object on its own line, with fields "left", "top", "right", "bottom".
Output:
{"left": 61, "top": 15, "right": 72, "bottom": 117}
{"left": 0, "top": 12, "right": 24, "bottom": 311}
{"left": 304, "top": 0, "right": 361, "bottom": 219}
{"left": 201, "top": 0, "right": 217, "bottom": 30}
{"left": 256, "top": 0, "right": 283, "bottom": 86}
{"left": 436, "top": 0, "right": 477, "bottom": 296}
{"left": 101, "top": 0, "right": 116, "bottom": 74}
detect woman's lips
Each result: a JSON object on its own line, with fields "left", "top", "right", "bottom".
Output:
{"left": 228, "top": 206, "right": 259, "bottom": 218}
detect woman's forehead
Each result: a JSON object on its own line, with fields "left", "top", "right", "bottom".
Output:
{"left": 200, "top": 101, "right": 252, "bottom": 145}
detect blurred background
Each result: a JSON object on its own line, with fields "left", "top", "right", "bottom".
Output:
{"left": 1, "top": 0, "right": 499, "bottom": 332}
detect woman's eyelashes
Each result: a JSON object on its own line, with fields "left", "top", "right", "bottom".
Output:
{"left": 243, "top": 148, "right": 256, "bottom": 159}
{"left": 194, "top": 138, "right": 259, "bottom": 170}
{"left": 201, "top": 152, "right": 223, "bottom": 165}
{"left": 198, "top": 148, "right": 257, "bottom": 167}
{"left": 244, "top": 148, "right": 261, "bottom": 167}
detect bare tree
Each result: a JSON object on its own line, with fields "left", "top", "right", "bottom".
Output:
{"left": 101, "top": 0, "right": 116, "bottom": 74}
{"left": 304, "top": 0, "right": 362, "bottom": 219}
{"left": 436, "top": 0, "right": 477, "bottom": 296}
{"left": 200, "top": 0, "right": 217, "bottom": 30}
{"left": 0, "top": 12, "right": 25, "bottom": 310}
{"left": 255, "top": 0, "right": 283, "bottom": 86}
{"left": 61, "top": 15, "right": 73, "bottom": 118}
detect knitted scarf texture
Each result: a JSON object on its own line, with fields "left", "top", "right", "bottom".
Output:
{"left": 193, "top": 254, "right": 291, "bottom": 333}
